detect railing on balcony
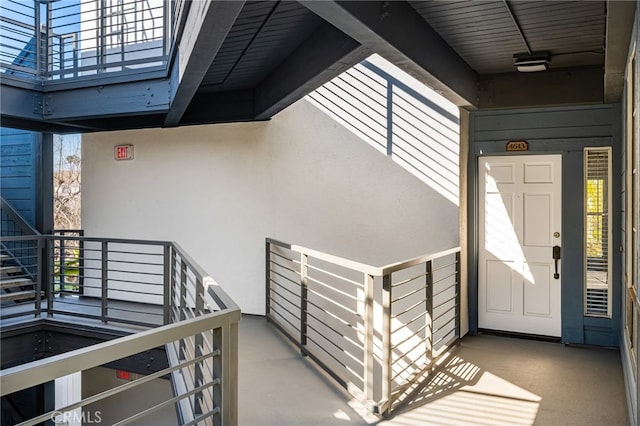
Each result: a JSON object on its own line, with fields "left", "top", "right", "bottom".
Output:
{"left": 0, "top": 0, "right": 170, "bottom": 81}
{"left": 265, "top": 238, "right": 461, "bottom": 416}
{"left": 0, "top": 232, "right": 240, "bottom": 425}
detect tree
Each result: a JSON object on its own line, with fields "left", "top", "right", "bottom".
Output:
{"left": 53, "top": 134, "right": 81, "bottom": 230}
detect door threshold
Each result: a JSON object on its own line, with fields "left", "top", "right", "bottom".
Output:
{"left": 478, "top": 328, "right": 561, "bottom": 343}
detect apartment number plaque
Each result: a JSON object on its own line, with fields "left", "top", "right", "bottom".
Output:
{"left": 506, "top": 140, "right": 528, "bottom": 152}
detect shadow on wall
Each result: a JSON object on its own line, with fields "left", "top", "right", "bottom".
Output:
{"left": 306, "top": 55, "right": 460, "bottom": 206}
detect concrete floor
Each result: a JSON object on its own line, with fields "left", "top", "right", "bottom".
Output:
{"left": 239, "top": 316, "right": 629, "bottom": 426}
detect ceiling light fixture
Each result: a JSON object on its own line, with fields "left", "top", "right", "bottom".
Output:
{"left": 513, "top": 51, "right": 551, "bottom": 72}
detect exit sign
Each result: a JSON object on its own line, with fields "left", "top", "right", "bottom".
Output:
{"left": 115, "top": 144, "right": 134, "bottom": 161}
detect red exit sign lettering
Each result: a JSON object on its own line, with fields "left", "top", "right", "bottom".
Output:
{"left": 115, "top": 144, "right": 134, "bottom": 161}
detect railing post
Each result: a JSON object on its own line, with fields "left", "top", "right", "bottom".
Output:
{"left": 163, "top": 244, "right": 171, "bottom": 325}
{"left": 60, "top": 235, "right": 66, "bottom": 292}
{"left": 221, "top": 320, "right": 239, "bottom": 426}
{"left": 455, "top": 251, "right": 461, "bottom": 342}
{"left": 426, "top": 260, "right": 434, "bottom": 374}
{"left": 46, "top": 237, "right": 54, "bottom": 317}
{"left": 300, "top": 253, "right": 308, "bottom": 354}
{"left": 101, "top": 241, "right": 108, "bottom": 323}
{"left": 179, "top": 259, "right": 187, "bottom": 359}
{"left": 265, "top": 240, "right": 271, "bottom": 319}
{"left": 78, "top": 231, "right": 85, "bottom": 295}
{"left": 364, "top": 273, "right": 375, "bottom": 406}
{"left": 35, "top": 237, "right": 43, "bottom": 317}
{"left": 194, "top": 277, "right": 204, "bottom": 415}
{"left": 381, "top": 273, "right": 392, "bottom": 414}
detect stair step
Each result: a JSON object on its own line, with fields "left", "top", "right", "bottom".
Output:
{"left": 0, "top": 277, "right": 33, "bottom": 289}
{"left": 0, "top": 254, "right": 9, "bottom": 264}
{"left": 0, "top": 290, "right": 38, "bottom": 302}
{"left": 0, "top": 265, "right": 22, "bottom": 275}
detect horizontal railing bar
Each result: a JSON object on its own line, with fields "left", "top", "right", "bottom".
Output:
{"left": 392, "top": 323, "right": 429, "bottom": 349}
{"left": 43, "top": 309, "right": 158, "bottom": 328}
{"left": 431, "top": 260, "right": 459, "bottom": 274}
{"left": 0, "top": 310, "right": 39, "bottom": 320}
{"left": 391, "top": 299, "right": 424, "bottom": 319}
{"left": 268, "top": 296, "right": 301, "bottom": 321}
{"left": 267, "top": 238, "right": 379, "bottom": 275}
{"left": 392, "top": 310, "right": 426, "bottom": 334}
{"left": 305, "top": 334, "right": 365, "bottom": 383}
{"left": 433, "top": 293, "right": 459, "bottom": 310}
{"left": 306, "top": 324, "right": 365, "bottom": 369}
{"left": 432, "top": 316, "right": 457, "bottom": 337}
{"left": 270, "top": 310, "right": 301, "bottom": 336}
{"left": 1, "top": 309, "right": 239, "bottom": 396}
{"left": 103, "top": 258, "right": 163, "bottom": 266}
{"left": 432, "top": 330, "right": 457, "bottom": 349}
{"left": 269, "top": 278, "right": 300, "bottom": 298}
{"left": 392, "top": 271, "right": 429, "bottom": 288}
{"left": 305, "top": 263, "right": 364, "bottom": 288}
{"left": 270, "top": 269, "right": 300, "bottom": 287}
{"left": 17, "top": 351, "right": 217, "bottom": 426}
{"left": 269, "top": 258, "right": 298, "bottom": 275}
{"left": 392, "top": 334, "right": 429, "bottom": 366}
{"left": 99, "top": 268, "right": 164, "bottom": 276}
{"left": 307, "top": 300, "right": 359, "bottom": 330}
{"left": 391, "top": 351, "right": 425, "bottom": 384}
{"left": 307, "top": 287, "right": 359, "bottom": 316}
{"left": 306, "top": 275, "right": 359, "bottom": 302}
{"left": 306, "top": 311, "right": 365, "bottom": 355}
{"left": 269, "top": 249, "right": 298, "bottom": 264}
{"left": 182, "top": 407, "right": 221, "bottom": 426}
{"left": 101, "top": 278, "right": 163, "bottom": 287}
{"left": 268, "top": 239, "right": 460, "bottom": 278}
{"left": 392, "top": 285, "right": 427, "bottom": 304}
{"left": 381, "top": 247, "right": 461, "bottom": 275}
{"left": 113, "top": 380, "right": 218, "bottom": 426}
{"left": 104, "top": 306, "right": 163, "bottom": 317}
{"left": 433, "top": 281, "right": 457, "bottom": 298}
{"left": 269, "top": 288, "right": 300, "bottom": 310}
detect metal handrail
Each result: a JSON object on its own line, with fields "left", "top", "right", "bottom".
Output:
{"left": 0, "top": 197, "right": 40, "bottom": 236}
{"left": 0, "top": 0, "right": 170, "bottom": 82}
{"left": 0, "top": 232, "right": 240, "bottom": 426}
{"left": 266, "top": 237, "right": 461, "bottom": 416}
{"left": 0, "top": 309, "right": 236, "bottom": 396}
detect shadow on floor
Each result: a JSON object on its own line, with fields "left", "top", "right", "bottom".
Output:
{"left": 239, "top": 317, "right": 628, "bottom": 426}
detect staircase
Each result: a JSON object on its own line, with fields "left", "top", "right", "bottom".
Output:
{"left": 0, "top": 251, "right": 38, "bottom": 304}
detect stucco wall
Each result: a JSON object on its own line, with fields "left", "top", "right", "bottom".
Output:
{"left": 82, "top": 99, "right": 460, "bottom": 315}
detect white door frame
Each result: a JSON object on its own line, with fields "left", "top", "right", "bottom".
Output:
{"left": 478, "top": 154, "right": 562, "bottom": 337}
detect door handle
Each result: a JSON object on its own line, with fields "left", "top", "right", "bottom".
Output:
{"left": 552, "top": 245, "right": 561, "bottom": 279}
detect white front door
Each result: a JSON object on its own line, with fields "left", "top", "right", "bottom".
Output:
{"left": 479, "top": 155, "right": 562, "bottom": 337}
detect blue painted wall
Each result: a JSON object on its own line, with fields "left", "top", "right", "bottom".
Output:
{"left": 468, "top": 104, "right": 622, "bottom": 346}
{"left": 0, "top": 127, "right": 40, "bottom": 227}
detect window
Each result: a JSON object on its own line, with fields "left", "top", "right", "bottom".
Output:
{"left": 585, "top": 148, "right": 612, "bottom": 317}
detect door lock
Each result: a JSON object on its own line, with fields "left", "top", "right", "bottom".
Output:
{"left": 552, "top": 245, "right": 561, "bottom": 279}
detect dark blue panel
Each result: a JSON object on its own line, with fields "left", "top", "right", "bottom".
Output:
{"left": 0, "top": 127, "right": 38, "bottom": 226}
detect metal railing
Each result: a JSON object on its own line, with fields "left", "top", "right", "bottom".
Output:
{"left": 265, "top": 238, "right": 461, "bottom": 415}
{"left": 0, "top": 198, "right": 42, "bottom": 310}
{"left": 0, "top": 233, "right": 240, "bottom": 425}
{"left": 0, "top": 0, "right": 170, "bottom": 81}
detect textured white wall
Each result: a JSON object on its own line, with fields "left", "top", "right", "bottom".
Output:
{"left": 82, "top": 99, "right": 460, "bottom": 315}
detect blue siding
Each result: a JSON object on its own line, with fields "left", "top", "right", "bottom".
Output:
{"left": 468, "top": 104, "right": 622, "bottom": 347}
{"left": 0, "top": 127, "right": 39, "bottom": 227}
